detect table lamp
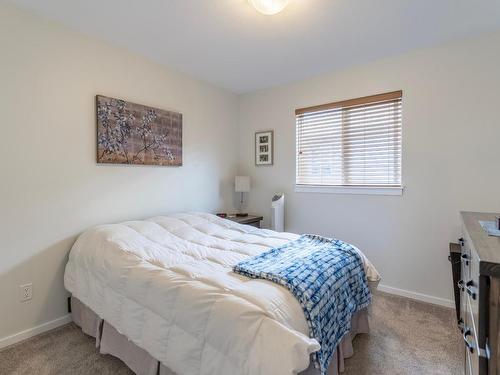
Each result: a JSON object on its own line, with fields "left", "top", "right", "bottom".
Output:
{"left": 235, "top": 176, "right": 250, "bottom": 217}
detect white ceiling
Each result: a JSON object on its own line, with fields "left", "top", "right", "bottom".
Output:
{"left": 9, "top": 0, "right": 500, "bottom": 93}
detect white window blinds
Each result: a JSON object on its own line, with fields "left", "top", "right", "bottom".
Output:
{"left": 296, "top": 91, "right": 402, "bottom": 187}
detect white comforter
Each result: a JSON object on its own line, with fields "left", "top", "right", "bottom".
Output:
{"left": 64, "top": 213, "right": 380, "bottom": 375}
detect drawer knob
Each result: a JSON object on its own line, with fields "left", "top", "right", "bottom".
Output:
{"left": 461, "top": 254, "right": 469, "bottom": 266}
{"left": 458, "top": 318, "right": 464, "bottom": 333}
{"left": 465, "top": 280, "right": 477, "bottom": 300}
{"left": 463, "top": 329, "right": 475, "bottom": 353}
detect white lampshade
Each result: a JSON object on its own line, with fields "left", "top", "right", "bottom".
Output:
{"left": 235, "top": 176, "right": 250, "bottom": 193}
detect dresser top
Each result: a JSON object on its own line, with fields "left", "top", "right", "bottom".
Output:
{"left": 461, "top": 211, "right": 500, "bottom": 276}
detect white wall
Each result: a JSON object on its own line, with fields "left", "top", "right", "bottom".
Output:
{"left": 0, "top": 3, "right": 238, "bottom": 342}
{"left": 2, "top": 1, "right": 500, "bottom": 346}
{"left": 237, "top": 31, "right": 500, "bottom": 304}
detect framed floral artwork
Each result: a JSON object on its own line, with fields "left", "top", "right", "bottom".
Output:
{"left": 255, "top": 130, "right": 273, "bottom": 166}
{"left": 96, "top": 95, "right": 182, "bottom": 166}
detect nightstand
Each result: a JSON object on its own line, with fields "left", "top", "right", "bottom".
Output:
{"left": 226, "top": 215, "right": 263, "bottom": 228}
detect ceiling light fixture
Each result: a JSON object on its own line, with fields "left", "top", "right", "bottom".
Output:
{"left": 249, "top": 0, "right": 290, "bottom": 15}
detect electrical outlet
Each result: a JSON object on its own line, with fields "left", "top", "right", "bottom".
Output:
{"left": 20, "top": 283, "right": 33, "bottom": 302}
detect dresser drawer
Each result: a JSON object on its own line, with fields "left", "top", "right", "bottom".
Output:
{"left": 463, "top": 309, "right": 479, "bottom": 375}
{"left": 469, "top": 266, "right": 480, "bottom": 342}
{"left": 460, "top": 235, "right": 472, "bottom": 281}
{"left": 467, "top": 295, "right": 479, "bottom": 347}
{"left": 461, "top": 230, "right": 481, "bottom": 375}
{"left": 466, "top": 348, "right": 473, "bottom": 375}
{"left": 466, "top": 348, "right": 472, "bottom": 375}
{"left": 465, "top": 232, "right": 480, "bottom": 333}
{"left": 465, "top": 348, "right": 480, "bottom": 375}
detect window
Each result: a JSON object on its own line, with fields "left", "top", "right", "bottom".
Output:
{"left": 295, "top": 91, "right": 402, "bottom": 195}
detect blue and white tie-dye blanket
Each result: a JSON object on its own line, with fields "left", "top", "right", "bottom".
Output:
{"left": 233, "top": 234, "right": 371, "bottom": 374}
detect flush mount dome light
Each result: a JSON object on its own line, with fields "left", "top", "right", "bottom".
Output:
{"left": 249, "top": 0, "right": 290, "bottom": 15}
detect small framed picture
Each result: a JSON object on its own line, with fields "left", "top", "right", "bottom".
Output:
{"left": 255, "top": 130, "right": 273, "bottom": 166}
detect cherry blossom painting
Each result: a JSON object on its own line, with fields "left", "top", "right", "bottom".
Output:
{"left": 96, "top": 95, "right": 182, "bottom": 166}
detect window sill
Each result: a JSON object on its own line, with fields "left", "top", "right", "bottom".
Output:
{"left": 294, "top": 184, "right": 404, "bottom": 196}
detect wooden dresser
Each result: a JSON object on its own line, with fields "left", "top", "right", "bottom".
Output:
{"left": 459, "top": 212, "right": 500, "bottom": 375}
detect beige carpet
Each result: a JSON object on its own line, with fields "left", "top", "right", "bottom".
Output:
{"left": 0, "top": 292, "right": 462, "bottom": 375}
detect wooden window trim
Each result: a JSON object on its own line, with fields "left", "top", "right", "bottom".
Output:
{"left": 295, "top": 90, "right": 403, "bottom": 116}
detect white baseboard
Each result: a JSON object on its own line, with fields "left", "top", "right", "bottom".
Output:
{"left": 0, "top": 285, "right": 454, "bottom": 350}
{"left": 0, "top": 314, "right": 72, "bottom": 350}
{"left": 377, "top": 284, "right": 455, "bottom": 309}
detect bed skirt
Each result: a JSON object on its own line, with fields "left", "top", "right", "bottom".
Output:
{"left": 71, "top": 297, "right": 370, "bottom": 375}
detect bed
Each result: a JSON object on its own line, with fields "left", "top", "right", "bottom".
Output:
{"left": 64, "top": 212, "right": 380, "bottom": 375}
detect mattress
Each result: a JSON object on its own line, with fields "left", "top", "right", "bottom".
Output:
{"left": 64, "top": 213, "right": 380, "bottom": 375}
